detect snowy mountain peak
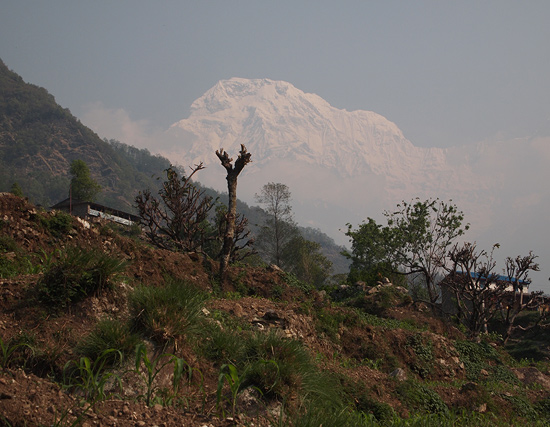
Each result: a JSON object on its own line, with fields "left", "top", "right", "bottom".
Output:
{"left": 168, "top": 77, "right": 445, "bottom": 178}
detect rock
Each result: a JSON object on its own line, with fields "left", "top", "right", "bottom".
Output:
{"left": 232, "top": 303, "right": 244, "bottom": 317}
{"left": 389, "top": 368, "right": 407, "bottom": 381}
{"left": 477, "top": 403, "right": 487, "bottom": 413}
{"left": 267, "top": 264, "right": 283, "bottom": 273}
{"left": 480, "top": 369, "right": 489, "bottom": 376}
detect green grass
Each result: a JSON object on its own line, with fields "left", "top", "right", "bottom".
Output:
{"left": 36, "top": 246, "right": 128, "bottom": 308}
{"left": 129, "top": 278, "right": 208, "bottom": 346}
{"left": 76, "top": 318, "right": 141, "bottom": 366}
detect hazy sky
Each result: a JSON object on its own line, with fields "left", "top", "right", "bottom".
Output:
{"left": 1, "top": 1, "right": 549, "bottom": 148}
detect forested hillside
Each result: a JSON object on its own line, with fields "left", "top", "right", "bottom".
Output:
{"left": 0, "top": 59, "right": 170, "bottom": 210}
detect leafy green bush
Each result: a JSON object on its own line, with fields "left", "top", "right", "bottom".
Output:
{"left": 355, "top": 394, "right": 396, "bottom": 422}
{"left": 36, "top": 247, "right": 128, "bottom": 308}
{"left": 129, "top": 279, "right": 207, "bottom": 345}
{"left": 396, "top": 379, "right": 449, "bottom": 416}
{"left": 281, "top": 271, "right": 314, "bottom": 294}
{"left": 39, "top": 210, "right": 73, "bottom": 237}
{"left": 407, "top": 333, "right": 434, "bottom": 379}
{"left": 501, "top": 394, "right": 538, "bottom": 421}
{"left": 77, "top": 318, "right": 141, "bottom": 366}
{"left": 455, "top": 340, "right": 517, "bottom": 384}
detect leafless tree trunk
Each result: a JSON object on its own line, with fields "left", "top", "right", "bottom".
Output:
{"left": 216, "top": 144, "right": 252, "bottom": 281}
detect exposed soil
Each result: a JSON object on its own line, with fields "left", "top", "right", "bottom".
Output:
{"left": 2, "top": 192, "right": 550, "bottom": 426}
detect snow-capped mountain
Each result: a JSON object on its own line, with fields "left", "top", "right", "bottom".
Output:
{"left": 169, "top": 78, "right": 449, "bottom": 181}
{"left": 165, "top": 78, "right": 481, "bottom": 221}
{"left": 161, "top": 78, "right": 550, "bottom": 292}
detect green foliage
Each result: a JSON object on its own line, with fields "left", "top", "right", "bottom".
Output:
{"left": 63, "top": 349, "right": 123, "bottom": 403}
{"left": 69, "top": 159, "right": 102, "bottom": 202}
{"left": 343, "top": 218, "right": 399, "bottom": 284}
{"left": 281, "top": 271, "right": 314, "bottom": 294}
{"left": 315, "top": 307, "right": 359, "bottom": 341}
{"left": 240, "top": 331, "right": 313, "bottom": 398}
{"left": 0, "top": 235, "right": 17, "bottom": 252}
{"left": 0, "top": 335, "right": 32, "bottom": 369}
{"left": 36, "top": 247, "right": 128, "bottom": 308}
{"left": 129, "top": 278, "right": 208, "bottom": 345}
{"left": 345, "top": 198, "right": 468, "bottom": 305}
{"left": 217, "top": 362, "right": 264, "bottom": 417}
{"left": 76, "top": 318, "right": 141, "bottom": 366}
{"left": 407, "top": 333, "right": 434, "bottom": 379}
{"left": 396, "top": 379, "right": 449, "bottom": 416}
{"left": 280, "top": 235, "right": 333, "bottom": 287}
{"left": 501, "top": 394, "right": 538, "bottom": 421}
{"left": 10, "top": 182, "right": 23, "bottom": 197}
{"left": 455, "top": 340, "right": 518, "bottom": 384}
{"left": 39, "top": 210, "right": 73, "bottom": 237}
{"left": 506, "top": 339, "right": 550, "bottom": 362}
{"left": 133, "top": 343, "right": 196, "bottom": 406}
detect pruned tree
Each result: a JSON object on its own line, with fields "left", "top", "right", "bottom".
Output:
{"left": 216, "top": 144, "right": 252, "bottom": 280}
{"left": 446, "top": 243, "right": 543, "bottom": 341}
{"left": 255, "top": 182, "right": 297, "bottom": 267}
{"left": 212, "top": 204, "right": 255, "bottom": 264}
{"left": 135, "top": 164, "right": 214, "bottom": 253}
{"left": 499, "top": 252, "right": 542, "bottom": 343}
{"left": 445, "top": 242, "right": 503, "bottom": 335}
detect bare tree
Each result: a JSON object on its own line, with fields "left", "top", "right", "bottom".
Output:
{"left": 446, "top": 243, "right": 543, "bottom": 341}
{"left": 255, "top": 182, "right": 296, "bottom": 266}
{"left": 216, "top": 144, "right": 252, "bottom": 280}
{"left": 499, "top": 252, "right": 542, "bottom": 343}
{"left": 135, "top": 164, "right": 214, "bottom": 253}
{"left": 446, "top": 242, "right": 503, "bottom": 335}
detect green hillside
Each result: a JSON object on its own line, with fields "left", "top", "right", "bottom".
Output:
{"left": 0, "top": 59, "right": 170, "bottom": 210}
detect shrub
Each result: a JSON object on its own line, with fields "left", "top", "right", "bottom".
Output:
{"left": 406, "top": 333, "right": 434, "bottom": 379}
{"left": 129, "top": 278, "right": 207, "bottom": 346}
{"left": 39, "top": 210, "right": 73, "bottom": 237}
{"left": 36, "top": 247, "right": 128, "bottom": 308}
{"left": 455, "top": 340, "right": 517, "bottom": 384}
{"left": 240, "top": 331, "right": 313, "bottom": 398}
{"left": 396, "top": 379, "right": 449, "bottom": 416}
{"left": 77, "top": 318, "right": 141, "bottom": 366}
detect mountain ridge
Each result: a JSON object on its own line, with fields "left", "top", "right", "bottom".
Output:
{"left": 169, "top": 77, "right": 450, "bottom": 180}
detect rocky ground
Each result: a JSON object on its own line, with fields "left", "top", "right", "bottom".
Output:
{"left": 2, "top": 192, "right": 550, "bottom": 426}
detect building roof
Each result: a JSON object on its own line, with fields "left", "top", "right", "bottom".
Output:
{"left": 51, "top": 198, "right": 140, "bottom": 223}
